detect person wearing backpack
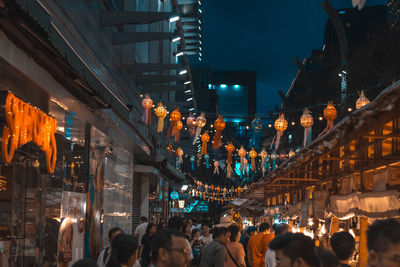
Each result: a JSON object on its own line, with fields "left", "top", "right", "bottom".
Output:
{"left": 97, "top": 227, "right": 124, "bottom": 267}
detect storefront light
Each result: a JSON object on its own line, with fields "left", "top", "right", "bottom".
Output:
{"left": 181, "top": 185, "right": 188, "bottom": 191}
{"left": 169, "top": 16, "right": 180, "bottom": 23}
{"left": 172, "top": 36, "right": 181, "bottom": 43}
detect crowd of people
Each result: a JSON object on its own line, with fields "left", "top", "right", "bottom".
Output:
{"left": 71, "top": 217, "right": 400, "bottom": 267}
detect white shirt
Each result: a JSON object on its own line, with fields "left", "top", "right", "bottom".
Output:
{"left": 265, "top": 248, "right": 276, "bottom": 267}
{"left": 199, "top": 234, "right": 213, "bottom": 245}
{"left": 97, "top": 247, "right": 111, "bottom": 267}
{"left": 135, "top": 222, "right": 148, "bottom": 244}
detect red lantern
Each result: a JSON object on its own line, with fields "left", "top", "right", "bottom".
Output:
{"left": 212, "top": 115, "right": 225, "bottom": 150}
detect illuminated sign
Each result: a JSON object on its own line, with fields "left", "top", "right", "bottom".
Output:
{"left": 179, "top": 200, "right": 185, "bottom": 209}
{"left": 2, "top": 92, "right": 57, "bottom": 173}
{"left": 170, "top": 191, "right": 179, "bottom": 200}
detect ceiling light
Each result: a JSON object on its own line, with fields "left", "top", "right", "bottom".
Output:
{"left": 189, "top": 108, "right": 194, "bottom": 111}
{"left": 199, "top": 47, "right": 202, "bottom": 51}
{"left": 169, "top": 16, "right": 180, "bottom": 23}
{"left": 175, "top": 51, "right": 184, "bottom": 57}
{"left": 179, "top": 69, "right": 187, "bottom": 75}
{"left": 185, "top": 90, "right": 191, "bottom": 93}
{"left": 181, "top": 185, "right": 188, "bottom": 191}
{"left": 186, "top": 97, "right": 193, "bottom": 102}
{"left": 199, "top": 9, "right": 202, "bottom": 13}
{"left": 184, "top": 81, "right": 191, "bottom": 85}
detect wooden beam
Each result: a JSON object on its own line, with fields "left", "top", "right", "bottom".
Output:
{"left": 271, "top": 178, "right": 318, "bottom": 183}
{"left": 142, "top": 84, "right": 184, "bottom": 93}
{"left": 113, "top": 32, "right": 174, "bottom": 44}
{"left": 363, "top": 134, "right": 400, "bottom": 139}
{"left": 101, "top": 11, "right": 171, "bottom": 26}
{"left": 136, "top": 74, "right": 186, "bottom": 85}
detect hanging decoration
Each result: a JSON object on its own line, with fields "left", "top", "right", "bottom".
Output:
{"left": 204, "top": 154, "right": 210, "bottom": 168}
{"left": 289, "top": 149, "right": 295, "bottom": 157}
{"left": 197, "top": 153, "right": 202, "bottom": 167}
{"left": 271, "top": 114, "right": 288, "bottom": 150}
{"left": 356, "top": 90, "right": 370, "bottom": 109}
{"left": 238, "top": 146, "right": 247, "bottom": 172}
{"left": 212, "top": 115, "right": 226, "bottom": 150}
{"left": 279, "top": 152, "right": 287, "bottom": 161}
{"left": 168, "top": 143, "right": 172, "bottom": 157}
{"left": 167, "top": 108, "right": 181, "bottom": 142}
{"left": 187, "top": 113, "right": 196, "bottom": 136}
{"left": 175, "top": 120, "right": 183, "bottom": 143}
{"left": 300, "top": 108, "right": 313, "bottom": 147}
{"left": 250, "top": 115, "right": 263, "bottom": 149}
{"left": 226, "top": 143, "right": 235, "bottom": 178}
{"left": 319, "top": 102, "right": 337, "bottom": 137}
{"left": 271, "top": 151, "right": 278, "bottom": 169}
{"left": 249, "top": 147, "right": 257, "bottom": 171}
{"left": 190, "top": 155, "right": 195, "bottom": 171}
{"left": 141, "top": 94, "right": 153, "bottom": 125}
{"left": 176, "top": 147, "right": 184, "bottom": 164}
{"left": 352, "top": 0, "right": 367, "bottom": 10}
{"left": 155, "top": 103, "right": 167, "bottom": 133}
{"left": 200, "top": 131, "right": 210, "bottom": 156}
{"left": 193, "top": 112, "right": 206, "bottom": 145}
{"left": 243, "top": 158, "right": 248, "bottom": 175}
{"left": 260, "top": 149, "right": 268, "bottom": 177}
{"left": 213, "top": 161, "right": 219, "bottom": 175}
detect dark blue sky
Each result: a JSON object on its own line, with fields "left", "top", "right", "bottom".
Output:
{"left": 192, "top": 0, "right": 387, "bottom": 113}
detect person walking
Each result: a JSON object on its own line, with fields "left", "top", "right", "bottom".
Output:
{"left": 225, "top": 224, "right": 246, "bottom": 267}
{"left": 151, "top": 229, "right": 193, "bottom": 267}
{"left": 135, "top": 217, "right": 148, "bottom": 245}
{"left": 191, "top": 229, "right": 204, "bottom": 266}
{"left": 248, "top": 223, "right": 274, "bottom": 267}
{"left": 367, "top": 218, "right": 400, "bottom": 267}
{"left": 139, "top": 223, "right": 156, "bottom": 267}
{"left": 200, "top": 225, "right": 213, "bottom": 245}
{"left": 330, "top": 231, "right": 355, "bottom": 267}
{"left": 265, "top": 223, "right": 290, "bottom": 267}
{"left": 97, "top": 227, "right": 123, "bottom": 267}
{"left": 106, "top": 234, "right": 139, "bottom": 267}
{"left": 199, "top": 227, "right": 231, "bottom": 267}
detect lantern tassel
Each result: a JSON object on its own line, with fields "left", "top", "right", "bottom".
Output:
{"left": 272, "top": 131, "right": 283, "bottom": 150}
{"left": 193, "top": 127, "right": 202, "bottom": 145}
{"left": 251, "top": 157, "right": 255, "bottom": 171}
{"left": 240, "top": 156, "right": 245, "bottom": 171}
{"left": 212, "top": 130, "right": 222, "bottom": 150}
{"left": 214, "top": 162, "right": 219, "bottom": 175}
{"left": 174, "top": 129, "right": 180, "bottom": 143}
{"left": 227, "top": 164, "right": 232, "bottom": 178}
{"left": 178, "top": 155, "right": 183, "bottom": 164}
{"left": 318, "top": 120, "right": 334, "bottom": 137}
{"left": 157, "top": 117, "right": 165, "bottom": 133}
{"left": 201, "top": 141, "right": 207, "bottom": 156}
{"left": 303, "top": 127, "right": 311, "bottom": 147}
{"left": 205, "top": 154, "right": 209, "bottom": 168}
{"left": 168, "top": 143, "right": 172, "bottom": 157}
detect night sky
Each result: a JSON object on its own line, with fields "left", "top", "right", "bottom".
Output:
{"left": 191, "top": 0, "right": 387, "bottom": 114}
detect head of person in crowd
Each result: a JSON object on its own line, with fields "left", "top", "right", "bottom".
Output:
{"left": 192, "top": 228, "right": 201, "bottom": 241}
{"left": 108, "top": 227, "right": 123, "bottom": 245}
{"left": 72, "top": 258, "right": 98, "bottom": 267}
{"left": 168, "top": 216, "right": 183, "bottom": 231}
{"left": 330, "top": 231, "right": 355, "bottom": 264}
{"left": 182, "top": 221, "right": 191, "bottom": 236}
{"left": 157, "top": 220, "right": 167, "bottom": 232}
{"left": 140, "top": 216, "right": 148, "bottom": 224}
{"left": 316, "top": 248, "right": 339, "bottom": 267}
{"left": 228, "top": 223, "right": 241, "bottom": 242}
{"left": 152, "top": 229, "right": 192, "bottom": 267}
{"left": 188, "top": 219, "right": 193, "bottom": 227}
{"left": 274, "top": 223, "right": 291, "bottom": 237}
{"left": 246, "top": 226, "right": 257, "bottom": 237}
{"left": 367, "top": 218, "right": 400, "bottom": 267}
{"left": 259, "top": 222, "right": 271, "bottom": 233}
{"left": 213, "top": 226, "right": 231, "bottom": 245}
{"left": 269, "top": 233, "right": 319, "bottom": 267}
{"left": 106, "top": 234, "right": 139, "bottom": 267}
{"left": 201, "top": 224, "right": 210, "bottom": 236}
{"left": 145, "top": 223, "right": 157, "bottom": 237}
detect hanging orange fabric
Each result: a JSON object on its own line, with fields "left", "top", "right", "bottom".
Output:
{"left": 201, "top": 131, "right": 210, "bottom": 156}
{"left": 212, "top": 115, "right": 225, "bottom": 150}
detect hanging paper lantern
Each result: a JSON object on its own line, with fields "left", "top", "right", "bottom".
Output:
{"left": 167, "top": 108, "right": 182, "bottom": 142}
{"left": 200, "top": 131, "right": 210, "bottom": 156}
{"left": 204, "top": 154, "right": 210, "bottom": 168}
{"left": 190, "top": 155, "right": 195, "bottom": 171}
{"left": 210, "top": 184, "right": 215, "bottom": 191}
{"left": 249, "top": 147, "right": 257, "bottom": 171}
{"left": 226, "top": 143, "right": 235, "bottom": 178}
{"left": 260, "top": 149, "right": 268, "bottom": 177}
{"left": 300, "top": 108, "right": 313, "bottom": 147}
{"left": 212, "top": 115, "right": 225, "bottom": 150}
{"left": 193, "top": 112, "right": 206, "bottom": 145}
{"left": 250, "top": 116, "right": 263, "bottom": 149}
{"left": 243, "top": 158, "right": 248, "bottom": 174}
{"left": 289, "top": 149, "right": 295, "bottom": 157}
{"left": 155, "top": 103, "right": 167, "bottom": 133}
{"left": 186, "top": 113, "right": 196, "bottom": 136}
{"left": 168, "top": 143, "right": 173, "bottom": 157}
{"left": 213, "top": 161, "right": 219, "bottom": 175}
{"left": 238, "top": 146, "right": 247, "bottom": 172}
{"left": 356, "top": 90, "right": 370, "bottom": 109}
{"left": 319, "top": 102, "right": 337, "bottom": 137}
{"left": 272, "top": 114, "right": 288, "bottom": 150}
{"left": 142, "top": 94, "right": 153, "bottom": 125}
{"left": 176, "top": 147, "right": 184, "bottom": 164}
{"left": 279, "top": 152, "right": 287, "bottom": 161}
{"left": 271, "top": 151, "right": 278, "bottom": 169}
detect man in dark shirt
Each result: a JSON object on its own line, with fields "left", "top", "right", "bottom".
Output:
{"left": 200, "top": 227, "right": 231, "bottom": 267}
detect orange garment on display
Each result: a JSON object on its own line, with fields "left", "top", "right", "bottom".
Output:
{"left": 2, "top": 92, "right": 57, "bottom": 173}
{"left": 248, "top": 232, "right": 275, "bottom": 267}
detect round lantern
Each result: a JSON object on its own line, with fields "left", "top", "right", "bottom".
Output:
{"left": 260, "top": 149, "right": 268, "bottom": 176}
{"left": 300, "top": 108, "right": 313, "bottom": 128}
{"left": 274, "top": 114, "right": 288, "bottom": 132}
{"left": 270, "top": 151, "right": 278, "bottom": 161}
{"left": 249, "top": 147, "right": 257, "bottom": 171}
{"left": 210, "top": 184, "right": 215, "bottom": 191}
{"left": 260, "top": 150, "right": 268, "bottom": 159}
{"left": 141, "top": 94, "right": 153, "bottom": 125}
{"left": 177, "top": 121, "right": 183, "bottom": 130}
{"left": 193, "top": 112, "right": 207, "bottom": 145}
{"left": 323, "top": 102, "right": 337, "bottom": 121}
{"left": 213, "top": 115, "right": 226, "bottom": 150}
{"left": 289, "top": 149, "right": 295, "bottom": 157}
{"left": 155, "top": 103, "right": 167, "bottom": 133}
{"left": 238, "top": 146, "right": 247, "bottom": 172}
{"left": 187, "top": 113, "right": 196, "bottom": 136}
{"left": 176, "top": 147, "right": 184, "bottom": 164}
{"left": 356, "top": 90, "right": 370, "bottom": 109}
{"left": 279, "top": 152, "right": 287, "bottom": 161}
{"left": 170, "top": 108, "right": 181, "bottom": 122}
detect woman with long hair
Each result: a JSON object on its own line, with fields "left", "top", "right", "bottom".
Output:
{"left": 106, "top": 234, "right": 139, "bottom": 267}
{"left": 190, "top": 228, "right": 203, "bottom": 266}
{"left": 225, "top": 224, "right": 246, "bottom": 267}
{"left": 139, "top": 223, "right": 156, "bottom": 267}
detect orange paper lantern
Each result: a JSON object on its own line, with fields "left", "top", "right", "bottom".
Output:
{"left": 249, "top": 147, "right": 257, "bottom": 171}
{"left": 200, "top": 131, "right": 210, "bottom": 156}
{"left": 212, "top": 115, "right": 225, "bottom": 150}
